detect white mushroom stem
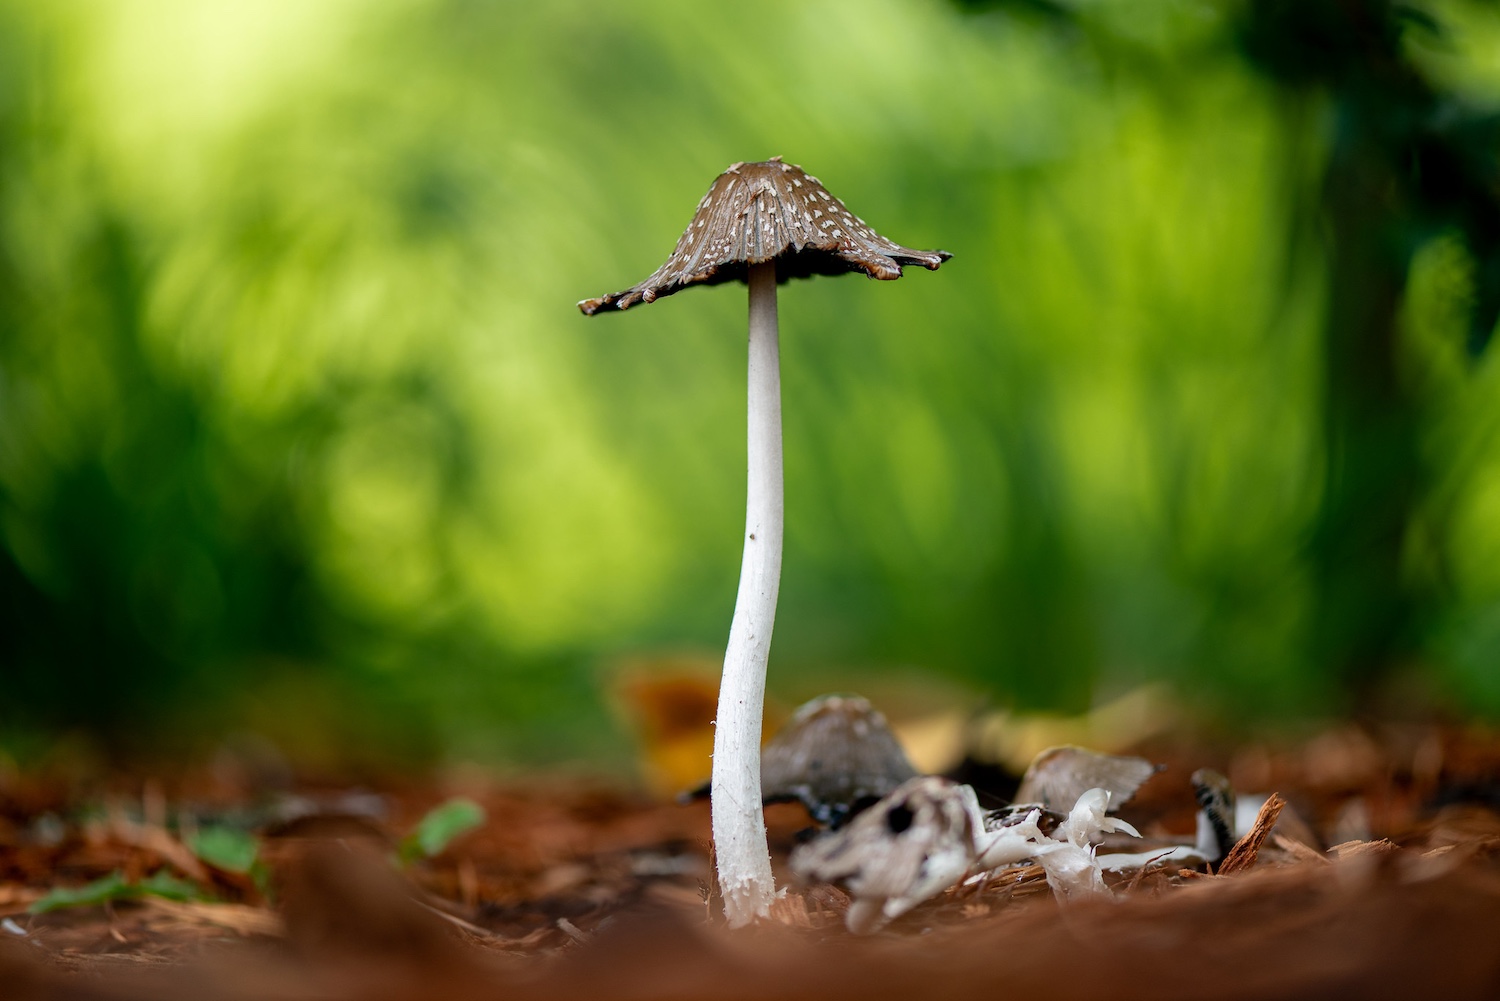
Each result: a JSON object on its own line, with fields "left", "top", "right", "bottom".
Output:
{"left": 712, "top": 260, "right": 783, "bottom": 926}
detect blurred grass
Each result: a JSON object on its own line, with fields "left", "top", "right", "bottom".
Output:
{"left": 3, "top": 0, "right": 1500, "bottom": 769}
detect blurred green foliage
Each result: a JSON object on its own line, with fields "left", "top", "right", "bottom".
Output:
{"left": 27, "top": 870, "right": 204, "bottom": 914}
{"left": 4, "top": 0, "right": 1500, "bottom": 766}
{"left": 189, "top": 826, "right": 261, "bottom": 876}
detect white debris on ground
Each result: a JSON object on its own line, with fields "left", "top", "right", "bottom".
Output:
{"left": 768, "top": 698, "right": 1259, "bottom": 934}
{"left": 786, "top": 776, "right": 979, "bottom": 934}
{"left": 791, "top": 770, "right": 1238, "bottom": 932}
{"left": 972, "top": 787, "right": 1142, "bottom": 899}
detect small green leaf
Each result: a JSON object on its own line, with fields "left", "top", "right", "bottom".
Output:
{"left": 399, "top": 797, "right": 486, "bottom": 864}
{"left": 189, "top": 826, "right": 260, "bottom": 874}
{"left": 135, "top": 870, "right": 203, "bottom": 902}
{"left": 28, "top": 872, "right": 131, "bottom": 913}
{"left": 249, "top": 859, "right": 273, "bottom": 898}
{"left": 28, "top": 869, "right": 207, "bottom": 914}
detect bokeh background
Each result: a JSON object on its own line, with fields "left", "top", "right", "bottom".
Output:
{"left": 5, "top": 0, "right": 1500, "bottom": 771}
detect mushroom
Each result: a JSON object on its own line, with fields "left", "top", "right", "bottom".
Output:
{"left": 580, "top": 157, "right": 949, "bottom": 926}
{"left": 760, "top": 693, "right": 918, "bottom": 829}
{"left": 1011, "top": 745, "right": 1160, "bottom": 814}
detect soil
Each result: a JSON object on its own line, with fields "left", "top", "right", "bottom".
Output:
{"left": 3, "top": 720, "right": 1499, "bottom": 1000}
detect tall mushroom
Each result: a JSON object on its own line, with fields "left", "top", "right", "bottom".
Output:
{"left": 579, "top": 157, "right": 949, "bottom": 926}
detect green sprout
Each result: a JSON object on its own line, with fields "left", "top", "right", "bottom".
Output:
{"left": 398, "top": 797, "right": 486, "bottom": 865}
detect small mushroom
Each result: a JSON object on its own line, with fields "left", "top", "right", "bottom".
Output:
{"left": 1191, "top": 767, "right": 1237, "bottom": 862}
{"left": 761, "top": 694, "right": 918, "bottom": 829}
{"left": 580, "top": 158, "right": 949, "bottom": 926}
{"left": 1012, "top": 745, "right": 1161, "bottom": 814}
{"left": 1094, "top": 768, "right": 1246, "bottom": 872}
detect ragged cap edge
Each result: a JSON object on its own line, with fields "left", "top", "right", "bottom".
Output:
{"left": 578, "top": 159, "right": 950, "bottom": 315}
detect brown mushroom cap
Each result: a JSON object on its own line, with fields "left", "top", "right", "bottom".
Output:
{"left": 578, "top": 157, "right": 951, "bottom": 315}
{"left": 761, "top": 694, "right": 919, "bottom": 828}
{"left": 1012, "top": 746, "right": 1161, "bottom": 813}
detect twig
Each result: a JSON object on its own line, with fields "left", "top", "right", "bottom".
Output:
{"left": 556, "top": 917, "right": 589, "bottom": 944}
{"left": 142, "top": 898, "right": 284, "bottom": 937}
{"left": 415, "top": 900, "right": 505, "bottom": 942}
{"left": 1218, "top": 793, "right": 1286, "bottom": 875}
{"left": 1272, "top": 833, "right": 1329, "bottom": 865}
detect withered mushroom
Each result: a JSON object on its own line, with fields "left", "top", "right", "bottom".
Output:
{"left": 580, "top": 157, "right": 949, "bottom": 926}
{"left": 1012, "top": 745, "right": 1160, "bottom": 814}
{"left": 760, "top": 694, "right": 918, "bottom": 829}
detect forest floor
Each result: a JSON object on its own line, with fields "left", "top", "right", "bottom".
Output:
{"left": 2, "top": 718, "right": 1499, "bottom": 1000}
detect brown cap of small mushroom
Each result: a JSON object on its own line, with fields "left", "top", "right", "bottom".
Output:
{"left": 578, "top": 157, "right": 951, "bottom": 315}
{"left": 761, "top": 694, "right": 918, "bottom": 829}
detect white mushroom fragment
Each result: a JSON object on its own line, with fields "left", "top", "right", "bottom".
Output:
{"left": 789, "top": 776, "right": 979, "bottom": 934}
